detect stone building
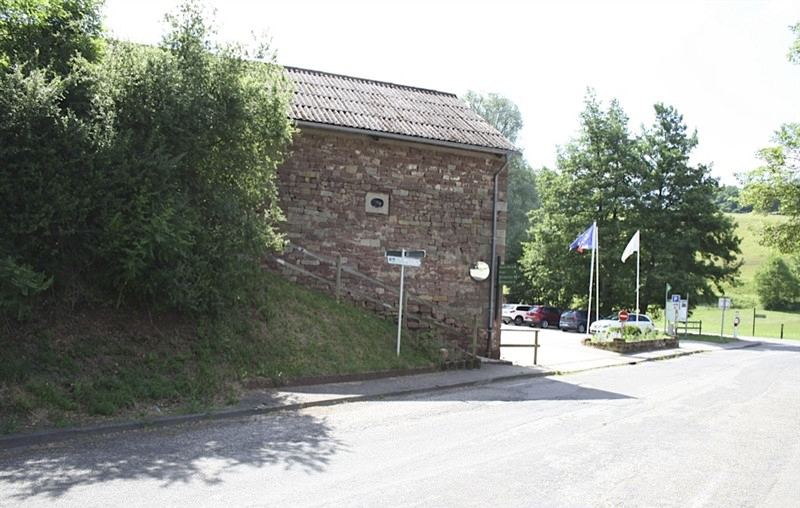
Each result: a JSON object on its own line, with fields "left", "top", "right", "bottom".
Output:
{"left": 270, "top": 67, "right": 516, "bottom": 358}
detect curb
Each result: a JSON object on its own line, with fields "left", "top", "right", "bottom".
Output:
{"left": 0, "top": 341, "right": 761, "bottom": 451}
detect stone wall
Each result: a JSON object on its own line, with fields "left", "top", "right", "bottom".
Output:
{"left": 272, "top": 127, "right": 508, "bottom": 356}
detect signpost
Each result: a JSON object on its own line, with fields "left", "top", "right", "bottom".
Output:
{"left": 498, "top": 264, "right": 517, "bottom": 285}
{"left": 718, "top": 297, "right": 732, "bottom": 339}
{"left": 671, "top": 294, "right": 681, "bottom": 335}
{"left": 752, "top": 308, "right": 767, "bottom": 336}
{"left": 386, "top": 249, "right": 426, "bottom": 356}
{"left": 618, "top": 310, "right": 628, "bottom": 336}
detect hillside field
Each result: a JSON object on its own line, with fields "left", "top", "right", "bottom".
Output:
{"left": 663, "top": 213, "right": 799, "bottom": 340}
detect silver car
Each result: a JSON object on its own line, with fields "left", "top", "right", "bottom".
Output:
{"left": 589, "top": 313, "right": 655, "bottom": 334}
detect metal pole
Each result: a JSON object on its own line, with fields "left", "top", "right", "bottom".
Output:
{"left": 533, "top": 330, "right": 539, "bottom": 365}
{"left": 396, "top": 249, "right": 405, "bottom": 357}
{"left": 635, "top": 242, "right": 640, "bottom": 314}
{"left": 752, "top": 308, "right": 756, "bottom": 336}
{"left": 595, "top": 224, "right": 600, "bottom": 325}
{"left": 721, "top": 306, "right": 725, "bottom": 340}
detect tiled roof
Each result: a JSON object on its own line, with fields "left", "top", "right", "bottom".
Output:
{"left": 285, "top": 67, "right": 516, "bottom": 154}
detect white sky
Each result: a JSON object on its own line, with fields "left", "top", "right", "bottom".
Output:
{"left": 102, "top": 0, "right": 800, "bottom": 185}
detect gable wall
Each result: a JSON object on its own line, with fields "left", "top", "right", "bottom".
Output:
{"left": 273, "top": 127, "right": 507, "bottom": 355}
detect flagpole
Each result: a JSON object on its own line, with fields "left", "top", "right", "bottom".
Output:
{"left": 595, "top": 222, "right": 600, "bottom": 324}
{"left": 635, "top": 246, "right": 640, "bottom": 314}
{"left": 586, "top": 224, "right": 595, "bottom": 334}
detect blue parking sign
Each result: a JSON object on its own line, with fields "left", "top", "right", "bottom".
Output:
{"left": 671, "top": 294, "right": 681, "bottom": 304}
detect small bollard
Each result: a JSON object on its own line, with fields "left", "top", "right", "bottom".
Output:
{"left": 533, "top": 330, "right": 539, "bottom": 365}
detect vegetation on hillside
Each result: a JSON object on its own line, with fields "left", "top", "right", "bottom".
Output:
{"left": 1, "top": 0, "right": 293, "bottom": 320}
{"left": 0, "top": 272, "right": 439, "bottom": 435}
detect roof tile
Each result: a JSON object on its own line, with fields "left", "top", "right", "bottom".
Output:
{"left": 285, "top": 67, "right": 516, "bottom": 153}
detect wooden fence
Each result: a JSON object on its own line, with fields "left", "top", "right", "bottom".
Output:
{"left": 264, "top": 243, "right": 483, "bottom": 356}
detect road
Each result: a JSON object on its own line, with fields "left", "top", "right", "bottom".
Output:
{"left": 1, "top": 342, "right": 799, "bottom": 507}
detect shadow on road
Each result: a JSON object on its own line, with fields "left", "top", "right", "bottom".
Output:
{"left": 0, "top": 411, "right": 343, "bottom": 501}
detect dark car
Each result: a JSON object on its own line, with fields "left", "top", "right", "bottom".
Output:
{"left": 525, "top": 305, "right": 561, "bottom": 328}
{"left": 559, "top": 309, "right": 592, "bottom": 333}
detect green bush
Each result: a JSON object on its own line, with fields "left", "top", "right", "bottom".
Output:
{"left": 754, "top": 257, "right": 800, "bottom": 311}
{"left": 1, "top": 1, "right": 294, "bottom": 317}
{"left": 0, "top": 257, "right": 53, "bottom": 321}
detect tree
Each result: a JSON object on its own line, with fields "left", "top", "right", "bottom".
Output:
{"left": 0, "top": 0, "right": 107, "bottom": 314}
{"left": 714, "top": 185, "right": 753, "bottom": 213}
{"left": 740, "top": 22, "right": 800, "bottom": 256}
{"left": 0, "top": 0, "right": 294, "bottom": 318}
{"left": 462, "top": 91, "right": 523, "bottom": 144}
{"left": 754, "top": 257, "right": 800, "bottom": 310}
{"left": 635, "top": 104, "right": 741, "bottom": 307}
{"left": 463, "top": 91, "right": 539, "bottom": 298}
{"left": 89, "top": 2, "right": 294, "bottom": 313}
{"left": 0, "top": 0, "right": 105, "bottom": 73}
{"left": 519, "top": 91, "right": 741, "bottom": 313}
{"left": 739, "top": 123, "right": 800, "bottom": 255}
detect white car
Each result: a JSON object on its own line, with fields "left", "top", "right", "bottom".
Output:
{"left": 589, "top": 313, "right": 655, "bottom": 334}
{"left": 502, "top": 304, "right": 533, "bottom": 326}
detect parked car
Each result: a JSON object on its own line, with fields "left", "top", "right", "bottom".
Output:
{"left": 525, "top": 305, "right": 561, "bottom": 328}
{"left": 559, "top": 309, "right": 593, "bottom": 333}
{"left": 502, "top": 304, "right": 533, "bottom": 325}
{"left": 589, "top": 313, "right": 655, "bottom": 334}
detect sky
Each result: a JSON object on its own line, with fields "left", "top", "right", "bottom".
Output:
{"left": 101, "top": 0, "right": 800, "bottom": 185}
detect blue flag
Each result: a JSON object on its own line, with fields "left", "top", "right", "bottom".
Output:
{"left": 569, "top": 223, "right": 596, "bottom": 253}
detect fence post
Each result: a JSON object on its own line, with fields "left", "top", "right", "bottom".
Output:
{"left": 335, "top": 255, "right": 342, "bottom": 303}
{"left": 699, "top": 320, "right": 702, "bottom": 335}
{"left": 402, "top": 289, "right": 409, "bottom": 330}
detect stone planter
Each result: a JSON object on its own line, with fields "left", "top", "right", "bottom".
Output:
{"left": 584, "top": 337, "right": 679, "bottom": 353}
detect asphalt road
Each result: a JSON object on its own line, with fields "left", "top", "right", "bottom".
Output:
{"left": 1, "top": 342, "right": 798, "bottom": 507}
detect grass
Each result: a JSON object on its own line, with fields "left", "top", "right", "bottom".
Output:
{"left": 655, "top": 212, "right": 800, "bottom": 340}
{"left": 725, "top": 212, "right": 792, "bottom": 308}
{"left": 0, "top": 271, "right": 440, "bottom": 435}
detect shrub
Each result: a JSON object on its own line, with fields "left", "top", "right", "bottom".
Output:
{"left": 0, "top": 257, "right": 52, "bottom": 321}
{"left": 754, "top": 257, "right": 800, "bottom": 311}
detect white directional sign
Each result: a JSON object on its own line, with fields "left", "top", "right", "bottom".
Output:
{"left": 385, "top": 249, "right": 426, "bottom": 356}
{"left": 387, "top": 256, "right": 421, "bottom": 267}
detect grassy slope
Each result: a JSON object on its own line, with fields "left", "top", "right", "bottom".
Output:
{"left": 0, "top": 272, "right": 439, "bottom": 435}
{"left": 669, "top": 213, "right": 799, "bottom": 340}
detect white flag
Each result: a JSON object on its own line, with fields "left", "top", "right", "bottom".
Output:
{"left": 621, "top": 230, "right": 640, "bottom": 262}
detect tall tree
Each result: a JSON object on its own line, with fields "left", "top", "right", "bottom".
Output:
{"left": 519, "top": 91, "right": 741, "bottom": 313}
{"left": 0, "top": 0, "right": 105, "bottom": 72}
{"left": 0, "top": 0, "right": 294, "bottom": 318}
{"left": 740, "top": 22, "right": 800, "bottom": 256}
{"left": 636, "top": 104, "right": 741, "bottom": 307}
{"left": 462, "top": 91, "right": 539, "bottom": 294}
{"left": 0, "top": 0, "right": 107, "bottom": 311}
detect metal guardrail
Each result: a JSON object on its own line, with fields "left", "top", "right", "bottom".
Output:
{"left": 499, "top": 329, "right": 540, "bottom": 365}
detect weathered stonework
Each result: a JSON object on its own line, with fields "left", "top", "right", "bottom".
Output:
{"left": 272, "top": 127, "right": 508, "bottom": 356}
{"left": 582, "top": 337, "right": 680, "bottom": 353}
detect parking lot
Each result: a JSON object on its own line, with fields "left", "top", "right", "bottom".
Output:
{"left": 499, "top": 322, "right": 618, "bottom": 369}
